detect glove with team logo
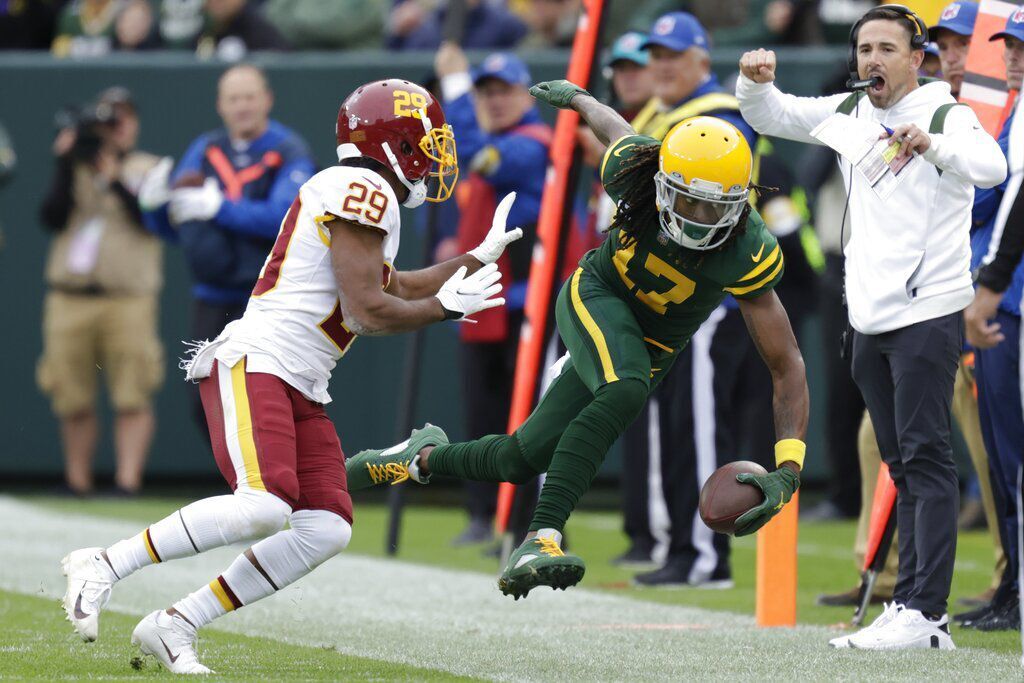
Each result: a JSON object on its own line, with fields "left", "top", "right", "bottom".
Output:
{"left": 435, "top": 263, "right": 505, "bottom": 321}
{"left": 529, "top": 80, "right": 592, "bottom": 109}
{"left": 468, "top": 192, "right": 523, "bottom": 265}
{"left": 733, "top": 467, "right": 800, "bottom": 537}
{"left": 138, "top": 157, "right": 174, "bottom": 212}
{"left": 169, "top": 177, "right": 224, "bottom": 225}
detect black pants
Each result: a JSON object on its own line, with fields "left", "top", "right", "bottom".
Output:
{"left": 851, "top": 311, "right": 963, "bottom": 615}
{"left": 621, "top": 306, "right": 775, "bottom": 578}
{"left": 821, "top": 255, "right": 864, "bottom": 516}
{"left": 190, "top": 298, "right": 248, "bottom": 436}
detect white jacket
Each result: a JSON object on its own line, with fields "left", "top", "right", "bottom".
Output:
{"left": 737, "top": 76, "right": 1006, "bottom": 334}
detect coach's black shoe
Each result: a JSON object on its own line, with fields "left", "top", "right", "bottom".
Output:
{"left": 954, "top": 602, "right": 994, "bottom": 627}
{"left": 975, "top": 598, "right": 1021, "bottom": 632}
{"left": 611, "top": 544, "right": 657, "bottom": 570}
{"left": 633, "top": 562, "right": 733, "bottom": 589}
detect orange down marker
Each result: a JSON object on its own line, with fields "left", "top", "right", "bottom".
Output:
{"left": 755, "top": 490, "right": 798, "bottom": 627}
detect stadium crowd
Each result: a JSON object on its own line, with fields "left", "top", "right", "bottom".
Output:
{"left": 2, "top": 0, "right": 891, "bottom": 57}
{"left": 11, "top": 0, "right": 1024, "bottom": 657}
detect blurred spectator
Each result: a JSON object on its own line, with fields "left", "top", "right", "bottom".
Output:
{"left": 713, "top": 0, "right": 823, "bottom": 46}
{"left": 818, "top": 0, "right": 875, "bottom": 43}
{"left": 37, "top": 87, "right": 164, "bottom": 496}
{"left": 0, "top": 0, "right": 62, "bottom": 50}
{"left": 921, "top": 41, "right": 942, "bottom": 77}
{"left": 114, "top": 0, "right": 161, "bottom": 50}
{"left": 156, "top": 0, "right": 205, "bottom": 49}
{"left": 52, "top": 0, "right": 123, "bottom": 57}
{"left": 519, "top": 0, "right": 579, "bottom": 48}
{"left": 196, "top": 0, "right": 290, "bottom": 60}
{"left": 139, "top": 64, "right": 315, "bottom": 432}
{"left": 434, "top": 45, "right": 549, "bottom": 544}
{"left": 263, "top": 0, "right": 385, "bottom": 49}
{"left": 929, "top": 0, "right": 978, "bottom": 97}
{"left": 387, "top": 0, "right": 527, "bottom": 51}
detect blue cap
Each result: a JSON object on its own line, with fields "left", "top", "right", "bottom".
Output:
{"left": 607, "top": 31, "right": 649, "bottom": 67}
{"left": 924, "top": 41, "right": 940, "bottom": 56}
{"left": 928, "top": 1, "right": 978, "bottom": 39}
{"left": 640, "top": 12, "right": 709, "bottom": 53}
{"left": 471, "top": 53, "right": 531, "bottom": 88}
{"left": 991, "top": 5, "right": 1024, "bottom": 41}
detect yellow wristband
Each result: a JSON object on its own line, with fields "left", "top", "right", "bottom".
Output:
{"left": 775, "top": 439, "right": 806, "bottom": 469}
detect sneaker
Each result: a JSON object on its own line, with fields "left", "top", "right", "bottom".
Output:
{"left": 345, "top": 424, "right": 447, "bottom": 490}
{"left": 61, "top": 547, "right": 116, "bottom": 642}
{"left": 829, "top": 602, "right": 903, "bottom": 648}
{"left": 497, "top": 531, "right": 585, "bottom": 600}
{"left": 611, "top": 545, "right": 657, "bottom": 570}
{"left": 131, "top": 610, "right": 212, "bottom": 675}
{"left": 848, "top": 608, "right": 955, "bottom": 650}
{"left": 954, "top": 602, "right": 994, "bottom": 627}
{"left": 633, "top": 562, "right": 690, "bottom": 588}
{"left": 975, "top": 597, "right": 1021, "bottom": 632}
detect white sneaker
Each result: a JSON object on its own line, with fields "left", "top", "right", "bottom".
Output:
{"left": 829, "top": 602, "right": 903, "bottom": 648}
{"left": 61, "top": 547, "right": 116, "bottom": 642}
{"left": 848, "top": 608, "right": 955, "bottom": 650}
{"left": 131, "top": 610, "right": 213, "bottom": 675}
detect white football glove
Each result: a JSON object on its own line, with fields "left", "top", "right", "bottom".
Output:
{"left": 468, "top": 192, "right": 524, "bottom": 264}
{"left": 169, "top": 177, "right": 224, "bottom": 225}
{"left": 435, "top": 262, "right": 505, "bottom": 322}
{"left": 138, "top": 157, "right": 174, "bottom": 212}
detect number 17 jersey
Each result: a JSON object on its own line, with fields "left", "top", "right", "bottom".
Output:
{"left": 583, "top": 135, "right": 785, "bottom": 352}
{"left": 186, "top": 165, "right": 401, "bottom": 404}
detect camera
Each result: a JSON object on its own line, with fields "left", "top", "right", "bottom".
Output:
{"left": 53, "top": 100, "right": 121, "bottom": 163}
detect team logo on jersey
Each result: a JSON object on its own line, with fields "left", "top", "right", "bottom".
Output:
{"left": 940, "top": 4, "right": 960, "bottom": 21}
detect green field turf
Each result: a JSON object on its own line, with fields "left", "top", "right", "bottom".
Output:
{"left": 2, "top": 494, "right": 1021, "bottom": 680}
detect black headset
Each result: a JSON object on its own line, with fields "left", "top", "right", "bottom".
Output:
{"left": 847, "top": 4, "right": 929, "bottom": 80}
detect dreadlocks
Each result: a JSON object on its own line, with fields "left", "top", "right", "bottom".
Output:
{"left": 604, "top": 141, "right": 770, "bottom": 256}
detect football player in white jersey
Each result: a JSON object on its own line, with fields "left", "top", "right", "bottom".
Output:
{"left": 60, "top": 80, "right": 524, "bottom": 674}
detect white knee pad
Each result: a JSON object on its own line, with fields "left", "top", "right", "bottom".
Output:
{"left": 289, "top": 509, "right": 352, "bottom": 565}
{"left": 221, "top": 489, "right": 291, "bottom": 541}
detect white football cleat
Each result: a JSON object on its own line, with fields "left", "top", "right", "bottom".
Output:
{"left": 848, "top": 608, "right": 955, "bottom": 651}
{"left": 829, "top": 602, "right": 903, "bottom": 648}
{"left": 61, "top": 547, "right": 116, "bottom": 642}
{"left": 131, "top": 610, "right": 212, "bottom": 675}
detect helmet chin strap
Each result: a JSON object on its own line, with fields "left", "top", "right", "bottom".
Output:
{"left": 381, "top": 141, "right": 427, "bottom": 208}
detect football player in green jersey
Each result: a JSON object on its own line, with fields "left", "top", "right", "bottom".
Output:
{"left": 347, "top": 80, "right": 810, "bottom": 599}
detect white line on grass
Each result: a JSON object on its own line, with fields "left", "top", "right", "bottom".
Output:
{"left": 0, "top": 497, "right": 1017, "bottom": 681}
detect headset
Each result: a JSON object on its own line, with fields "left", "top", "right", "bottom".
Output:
{"left": 847, "top": 4, "right": 929, "bottom": 83}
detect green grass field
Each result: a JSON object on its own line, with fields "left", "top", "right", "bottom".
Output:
{"left": 1, "top": 494, "right": 1020, "bottom": 680}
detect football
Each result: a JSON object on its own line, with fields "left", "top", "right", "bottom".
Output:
{"left": 699, "top": 461, "right": 767, "bottom": 535}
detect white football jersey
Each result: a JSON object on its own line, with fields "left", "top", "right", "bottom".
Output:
{"left": 186, "top": 165, "right": 402, "bottom": 404}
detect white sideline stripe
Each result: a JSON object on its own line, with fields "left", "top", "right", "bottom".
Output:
{"left": 0, "top": 496, "right": 1018, "bottom": 681}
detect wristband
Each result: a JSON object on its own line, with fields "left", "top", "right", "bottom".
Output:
{"left": 775, "top": 438, "right": 806, "bottom": 470}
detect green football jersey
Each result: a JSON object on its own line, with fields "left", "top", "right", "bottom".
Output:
{"left": 581, "top": 134, "right": 784, "bottom": 351}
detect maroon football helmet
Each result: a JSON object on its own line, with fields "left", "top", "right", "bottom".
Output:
{"left": 335, "top": 80, "right": 457, "bottom": 207}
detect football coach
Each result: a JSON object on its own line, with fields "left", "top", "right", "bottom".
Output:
{"left": 736, "top": 4, "right": 1005, "bottom": 650}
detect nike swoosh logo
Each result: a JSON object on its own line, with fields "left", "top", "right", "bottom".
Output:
{"left": 751, "top": 243, "right": 765, "bottom": 262}
{"left": 366, "top": 178, "right": 383, "bottom": 191}
{"left": 613, "top": 143, "right": 636, "bottom": 158}
{"left": 159, "top": 636, "right": 180, "bottom": 663}
{"left": 73, "top": 594, "right": 89, "bottom": 620}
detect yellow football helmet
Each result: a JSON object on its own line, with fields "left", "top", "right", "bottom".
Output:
{"left": 655, "top": 116, "right": 752, "bottom": 250}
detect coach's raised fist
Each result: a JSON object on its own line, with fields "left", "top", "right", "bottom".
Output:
{"left": 739, "top": 49, "right": 777, "bottom": 84}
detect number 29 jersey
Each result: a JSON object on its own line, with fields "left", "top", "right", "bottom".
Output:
{"left": 186, "top": 165, "right": 401, "bottom": 405}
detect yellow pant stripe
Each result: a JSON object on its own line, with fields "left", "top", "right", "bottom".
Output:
{"left": 208, "top": 579, "right": 236, "bottom": 612}
{"left": 142, "top": 529, "right": 160, "bottom": 564}
{"left": 735, "top": 243, "right": 781, "bottom": 283}
{"left": 570, "top": 269, "right": 619, "bottom": 383}
{"left": 725, "top": 254, "right": 785, "bottom": 296}
{"left": 230, "top": 360, "right": 267, "bottom": 492}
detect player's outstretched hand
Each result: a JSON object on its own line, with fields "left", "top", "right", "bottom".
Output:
{"left": 469, "top": 192, "right": 523, "bottom": 264}
{"left": 529, "top": 80, "right": 592, "bottom": 109}
{"left": 435, "top": 263, "right": 505, "bottom": 322}
{"left": 738, "top": 49, "right": 777, "bottom": 84}
{"left": 169, "top": 177, "right": 224, "bottom": 225}
{"left": 732, "top": 467, "right": 799, "bottom": 536}
{"left": 138, "top": 156, "right": 174, "bottom": 212}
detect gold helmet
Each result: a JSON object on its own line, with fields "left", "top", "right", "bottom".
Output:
{"left": 655, "top": 116, "right": 752, "bottom": 250}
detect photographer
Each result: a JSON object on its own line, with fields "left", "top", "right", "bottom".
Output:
{"left": 38, "top": 87, "right": 164, "bottom": 497}
{"left": 737, "top": 6, "right": 1005, "bottom": 649}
